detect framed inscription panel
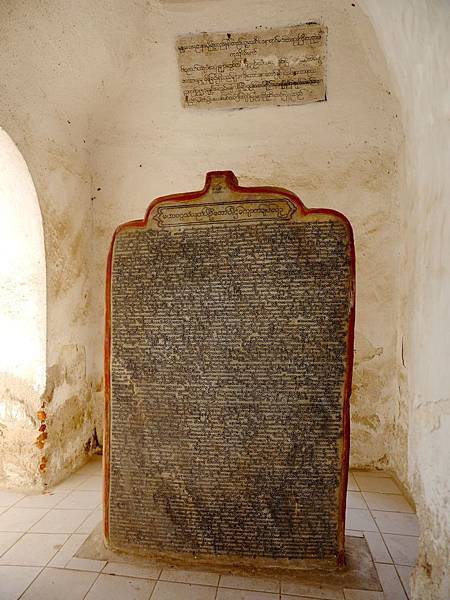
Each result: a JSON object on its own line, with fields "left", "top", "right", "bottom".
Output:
{"left": 176, "top": 23, "right": 327, "bottom": 110}
{"left": 104, "top": 172, "right": 355, "bottom": 567}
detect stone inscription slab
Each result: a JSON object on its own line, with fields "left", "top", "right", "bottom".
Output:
{"left": 105, "top": 172, "right": 354, "bottom": 564}
{"left": 176, "top": 23, "right": 327, "bottom": 109}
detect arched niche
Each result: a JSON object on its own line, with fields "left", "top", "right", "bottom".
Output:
{"left": 0, "top": 127, "right": 46, "bottom": 484}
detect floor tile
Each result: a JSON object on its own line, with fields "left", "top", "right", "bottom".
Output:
{"left": 15, "top": 491, "right": 70, "bottom": 509}
{"left": 76, "top": 457, "right": 102, "bottom": 474}
{"left": 76, "top": 508, "right": 102, "bottom": 534}
{"left": 347, "top": 474, "right": 359, "bottom": 491}
{"left": 396, "top": 565, "right": 413, "bottom": 599}
{"left": 346, "top": 492, "right": 366, "bottom": 509}
{"left": 30, "top": 508, "right": 92, "bottom": 533}
{"left": 0, "top": 507, "right": 49, "bottom": 532}
{"left": 353, "top": 476, "right": 401, "bottom": 495}
{"left": 363, "top": 532, "right": 392, "bottom": 564}
{"left": 0, "top": 565, "right": 41, "bottom": 600}
{"left": 0, "top": 532, "right": 69, "bottom": 566}
{"left": 103, "top": 560, "right": 161, "bottom": 579}
{"left": 371, "top": 512, "right": 420, "bottom": 536}
{"left": 345, "top": 530, "right": 364, "bottom": 538}
{"left": 76, "top": 476, "right": 103, "bottom": 491}
{"left": 50, "top": 474, "right": 89, "bottom": 491}
{"left": 345, "top": 509, "right": 378, "bottom": 532}
{"left": 343, "top": 590, "right": 384, "bottom": 599}
{"left": 151, "top": 580, "right": 217, "bottom": 600}
{"left": 382, "top": 534, "right": 419, "bottom": 566}
{"left": 56, "top": 490, "right": 102, "bottom": 510}
{"left": 217, "top": 589, "right": 278, "bottom": 600}
{"left": 85, "top": 573, "right": 155, "bottom": 599}
{"left": 160, "top": 567, "right": 219, "bottom": 586}
{"left": 75, "top": 468, "right": 100, "bottom": 479}
{"left": 281, "top": 580, "right": 344, "bottom": 598}
{"left": 362, "top": 493, "right": 413, "bottom": 513}
{"left": 281, "top": 597, "right": 326, "bottom": 600}
{"left": 0, "top": 463, "right": 419, "bottom": 600}
{"left": 351, "top": 471, "right": 391, "bottom": 478}
{"left": 220, "top": 574, "right": 279, "bottom": 592}
{"left": 0, "top": 491, "right": 25, "bottom": 508}
{"left": 20, "top": 566, "right": 98, "bottom": 600}
{"left": 375, "top": 563, "right": 407, "bottom": 600}
{"left": 65, "top": 556, "right": 107, "bottom": 572}
{"left": 48, "top": 533, "right": 88, "bottom": 567}
{"left": 0, "top": 532, "right": 23, "bottom": 557}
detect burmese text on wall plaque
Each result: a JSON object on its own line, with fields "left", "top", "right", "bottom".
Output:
{"left": 176, "top": 24, "right": 327, "bottom": 109}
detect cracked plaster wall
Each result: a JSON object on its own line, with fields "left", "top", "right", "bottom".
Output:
{"left": 0, "top": 1, "right": 101, "bottom": 489}
{"left": 87, "top": 0, "right": 405, "bottom": 476}
{"left": 0, "top": 0, "right": 406, "bottom": 493}
{"left": 360, "top": 1, "right": 450, "bottom": 598}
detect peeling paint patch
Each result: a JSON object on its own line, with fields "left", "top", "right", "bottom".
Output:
{"left": 0, "top": 372, "right": 43, "bottom": 488}
{"left": 40, "top": 344, "right": 98, "bottom": 488}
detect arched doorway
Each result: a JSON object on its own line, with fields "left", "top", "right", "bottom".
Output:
{"left": 0, "top": 127, "right": 46, "bottom": 486}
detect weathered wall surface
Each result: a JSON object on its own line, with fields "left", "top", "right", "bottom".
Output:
{"left": 361, "top": 1, "right": 450, "bottom": 598}
{"left": 87, "top": 0, "right": 404, "bottom": 474}
{"left": 0, "top": 3, "right": 100, "bottom": 487}
{"left": 0, "top": 0, "right": 406, "bottom": 488}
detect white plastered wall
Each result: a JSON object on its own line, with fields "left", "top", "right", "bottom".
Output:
{"left": 0, "top": 1, "right": 99, "bottom": 487}
{"left": 360, "top": 1, "right": 450, "bottom": 597}
{"left": 88, "top": 0, "right": 406, "bottom": 478}
{"left": 0, "top": 0, "right": 405, "bottom": 497}
{"left": 0, "top": 128, "right": 46, "bottom": 487}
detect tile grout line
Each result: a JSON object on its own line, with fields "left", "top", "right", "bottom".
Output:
{"left": 7, "top": 466, "right": 419, "bottom": 600}
{"left": 369, "top": 509, "right": 419, "bottom": 518}
{"left": 0, "top": 492, "right": 29, "bottom": 512}
{"left": 71, "top": 505, "right": 103, "bottom": 535}
{"left": 375, "top": 561, "right": 409, "bottom": 600}
{"left": 0, "top": 530, "right": 28, "bottom": 559}
{"left": 379, "top": 530, "right": 419, "bottom": 539}
{"left": 363, "top": 531, "right": 395, "bottom": 567}
{"left": 351, "top": 472, "right": 419, "bottom": 600}
{"left": 394, "top": 562, "right": 412, "bottom": 599}
{"left": 147, "top": 563, "right": 163, "bottom": 599}
{"left": 16, "top": 565, "right": 45, "bottom": 599}
{"left": 148, "top": 568, "right": 160, "bottom": 600}
{"left": 81, "top": 569, "right": 102, "bottom": 600}
{"left": 380, "top": 530, "right": 418, "bottom": 567}
{"left": 379, "top": 529, "right": 405, "bottom": 565}
{"left": 15, "top": 504, "right": 56, "bottom": 534}
{"left": 52, "top": 487, "right": 102, "bottom": 511}
{"left": 15, "top": 529, "right": 73, "bottom": 600}
{"left": 213, "top": 576, "right": 220, "bottom": 600}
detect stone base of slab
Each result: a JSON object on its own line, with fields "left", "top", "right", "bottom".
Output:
{"left": 77, "top": 526, "right": 381, "bottom": 592}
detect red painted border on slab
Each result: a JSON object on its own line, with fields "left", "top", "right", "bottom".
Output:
{"left": 103, "top": 171, "right": 355, "bottom": 566}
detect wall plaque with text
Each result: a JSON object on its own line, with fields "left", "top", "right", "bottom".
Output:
{"left": 176, "top": 23, "right": 327, "bottom": 109}
{"left": 104, "top": 171, "right": 355, "bottom": 567}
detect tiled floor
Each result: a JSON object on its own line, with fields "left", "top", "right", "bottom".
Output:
{"left": 0, "top": 459, "right": 418, "bottom": 600}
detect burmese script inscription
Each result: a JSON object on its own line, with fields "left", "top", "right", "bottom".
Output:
{"left": 154, "top": 198, "right": 296, "bottom": 227}
{"left": 176, "top": 23, "right": 327, "bottom": 109}
{"left": 107, "top": 182, "right": 353, "bottom": 561}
